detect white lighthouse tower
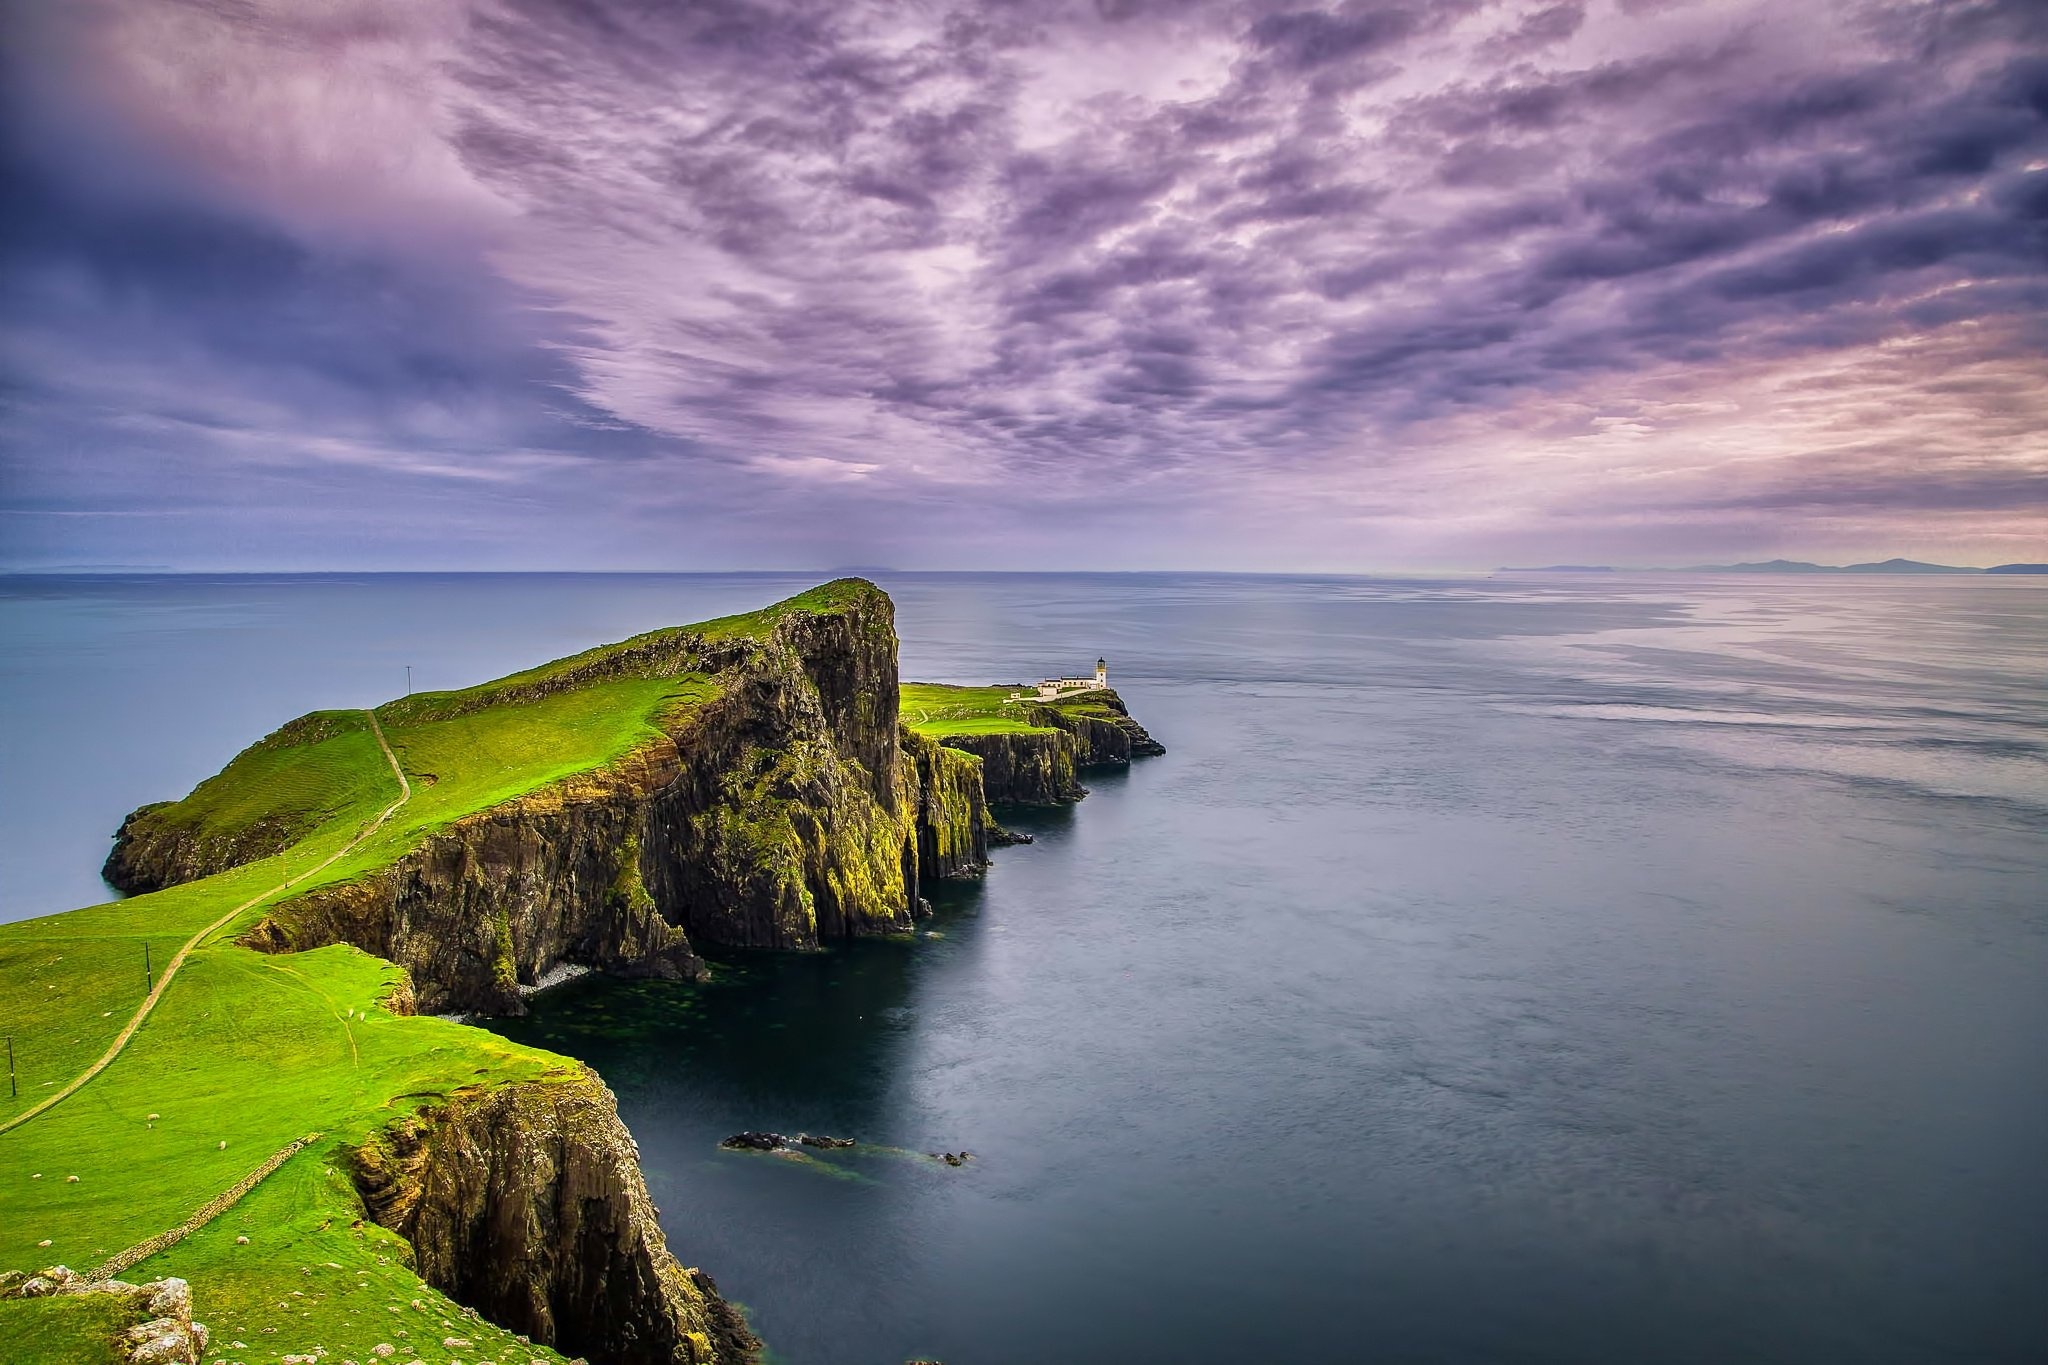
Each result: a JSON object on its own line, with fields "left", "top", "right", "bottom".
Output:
{"left": 1095, "top": 657, "right": 1108, "bottom": 688}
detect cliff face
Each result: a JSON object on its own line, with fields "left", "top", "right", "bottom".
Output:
{"left": 104, "top": 802, "right": 236, "bottom": 895}
{"left": 903, "top": 730, "right": 994, "bottom": 880}
{"left": 944, "top": 688, "right": 1166, "bottom": 806}
{"left": 638, "top": 602, "right": 916, "bottom": 950}
{"left": 225, "top": 583, "right": 980, "bottom": 1014}
{"left": 350, "top": 1066, "right": 758, "bottom": 1365}
{"left": 941, "top": 730, "right": 1083, "bottom": 807}
{"left": 241, "top": 745, "right": 704, "bottom": 1015}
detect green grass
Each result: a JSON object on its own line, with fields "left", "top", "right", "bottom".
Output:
{"left": 0, "top": 582, "right": 885, "bottom": 1360}
{"left": 124, "top": 712, "right": 390, "bottom": 863}
{"left": 378, "top": 576, "right": 881, "bottom": 727}
{"left": 0, "top": 1292, "right": 131, "bottom": 1365}
{"left": 898, "top": 683, "right": 1052, "bottom": 738}
{"left": 0, "top": 939, "right": 575, "bottom": 1361}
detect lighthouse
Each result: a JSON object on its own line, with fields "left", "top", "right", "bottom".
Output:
{"left": 1095, "top": 658, "right": 1108, "bottom": 688}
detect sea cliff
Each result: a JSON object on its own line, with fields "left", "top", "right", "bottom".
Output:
{"left": 47, "top": 580, "right": 1159, "bottom": 1365}
{"left": 350, "top": 1066, "right": 757, "bottom": 1365}
{"left": 940, "top": 689, "right": 1166, "bottom": 806}
{"left": 107, "top": 583, "right": 998, "bottom": 1015}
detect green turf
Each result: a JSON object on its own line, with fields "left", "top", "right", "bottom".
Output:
{"left": 898, "top": 683, "right": 1053, "bottom": 738}
{"left": 378, "top": 576, "right": 879, "bottom": 727}
{"left": 122, "top": 712, "right": 389, "bottom": 864}
{"left": 0, "top": 583, "right": 882, "bottom": 1360}
{"left": 0, "top": 1292, "right": 131, "bottom": 1365}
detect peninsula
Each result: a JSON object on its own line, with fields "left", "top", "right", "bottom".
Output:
{"left": 0, "top": 580, "right": 1160, "bottom": 1365}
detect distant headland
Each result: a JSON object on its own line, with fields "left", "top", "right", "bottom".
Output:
{"left": 1499, "top": 559, "right": 2048, "bottom": 575}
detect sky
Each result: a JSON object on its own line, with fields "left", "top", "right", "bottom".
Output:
{"left": 1, "top": 0, "right": 2044, "bottom": 572}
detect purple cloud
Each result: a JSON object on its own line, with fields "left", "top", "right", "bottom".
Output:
{"left": 1, "top": 0, "right": 2044, "bottom": 569}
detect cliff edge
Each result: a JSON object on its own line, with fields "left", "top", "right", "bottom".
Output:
{"left": 105, "top": 581, "right": 994, "bottom": 1016}
{"left": 351, "top": 1066, "right": 757, "bottom": 1365}
{"left": 59, "top": 580, "right": 1161, "bottom": 1365}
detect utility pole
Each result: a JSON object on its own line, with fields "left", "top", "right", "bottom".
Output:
{"left": 144, "top": 943, "right": 152, "bottom": 994}
{"left": 406, "top": 665, "right": 413, "bottom": 696}
{"left": 7, "top": 1036, "right": 15, "bottom": 1099}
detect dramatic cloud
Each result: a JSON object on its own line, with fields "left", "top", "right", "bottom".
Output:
{"left": 2, "top": 0, "right": 2044, "bottom": 568}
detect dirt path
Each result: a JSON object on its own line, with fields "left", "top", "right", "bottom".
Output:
{"left": 0, "top": 711, "right": 409, "bottom": 1137}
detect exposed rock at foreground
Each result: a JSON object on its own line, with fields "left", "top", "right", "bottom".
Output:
{"left": 2, "top": 1268, "right": 210, "bottom": 1364}
{"left": 351, "top": 1066, "right": 757, "bottom": 1365}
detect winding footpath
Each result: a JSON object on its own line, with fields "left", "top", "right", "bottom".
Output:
{"left": 0, "top": 710, "right": 410, "bottom": 1137}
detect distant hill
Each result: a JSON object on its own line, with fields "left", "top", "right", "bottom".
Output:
{"left": 1682, "top": 558, "right": 1982, "bottom": 574}
{"left": 1686, "top": 559, "right": 1831, "bottom": 572}
{"left": 1840, "top": 558, "right": 1978, "bottom": 574}
{"left": 1987, "top": 563, "right": 2048, "bottom": 574}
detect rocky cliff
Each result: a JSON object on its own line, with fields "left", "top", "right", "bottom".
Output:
{"left": 943, "top": 688, "right": 1166, "bottom": 807}
{"left": 240, "top": 744, "right": 706, "bottom": 1015}
{"left": 87, "top": 580, "right": 1161, "bottom": 1365}
{"left": 112, "top": 582, "right": 1011, "bottom": 1015}
{"left": 350, "top": 1066, "right": 756, "bottom": 1365}
{"left": 903, "top": 730, "right": 996, "bottom": 880}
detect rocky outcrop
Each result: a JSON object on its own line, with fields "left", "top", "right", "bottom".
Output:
{"left": 719, "top": 1132, "right": 856, "bottom": 1151}
{"left": 235, "top": 583, "right": 970, "bottom": 1013}
{"left": 350, "top": 1067, "right": 758, "bottom": 1365}
{"left": 241, "top": 746, "right": 707, "bottom": 1016}
{"left": 112, "top": 584, "right": 1158, "bottom": 1014}
{"left": 944, "top": 688, "right": 1164, "bottom": 807}
{"left": 1045, "top": 689, "right": 1167, "bottom": 763}
{"left": 903, "top": 730, "right": 994, "bottom": 880}
{"left": 2, "top": 1268, "right": 209, "bottom": 1364}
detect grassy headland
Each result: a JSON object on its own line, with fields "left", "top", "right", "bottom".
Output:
{"left": 0, "top": 582, "right": 874, "bottom": 1362}
{"left": 898, "top": 682, "right": 1051, "bottom": 738}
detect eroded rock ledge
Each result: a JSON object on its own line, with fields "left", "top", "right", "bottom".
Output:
{"left": 941, "top": 688, "right": 1166, "bottom": 806}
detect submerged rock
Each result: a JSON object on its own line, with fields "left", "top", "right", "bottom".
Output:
{"left": 719, "top": 1133, "right": 785, "bottom": 1152}
{"left": 720, "top": 1132, "right": 857, "bottom": 1153}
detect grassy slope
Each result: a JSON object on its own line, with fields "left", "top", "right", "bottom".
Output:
{"left": 898, "top": 683, "right": 1052, "bottom": 738}
{"left": 899, "top": 681, "right": 1120, "bottom": 741}
{"left": 0, "top": 582, "right": 870, "bottom": 1361}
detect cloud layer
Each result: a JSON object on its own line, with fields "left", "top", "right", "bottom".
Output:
{"left": 3, "top": 0, "right": 2045, "bottom": 568}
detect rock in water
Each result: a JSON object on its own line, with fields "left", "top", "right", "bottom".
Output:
{"left": 720, "top": 1132, "right": 787, "bottom": 1152}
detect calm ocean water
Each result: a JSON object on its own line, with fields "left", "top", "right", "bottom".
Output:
{"left": 3, "top": 572, "right": 2045, "bottom": 1363}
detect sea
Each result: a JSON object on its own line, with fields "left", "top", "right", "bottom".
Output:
{"left": 2, "top": 571, "right": 2043, "bottom": 1364}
